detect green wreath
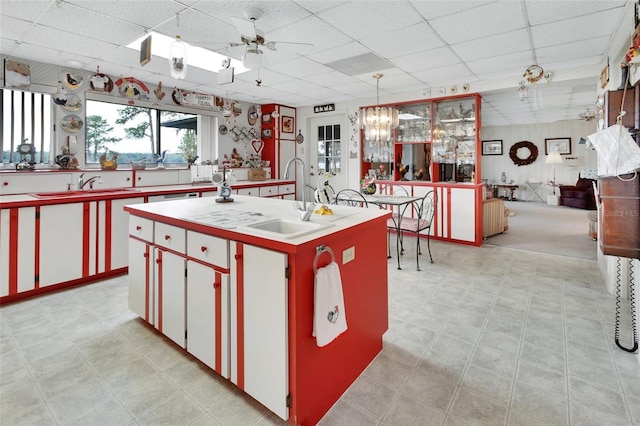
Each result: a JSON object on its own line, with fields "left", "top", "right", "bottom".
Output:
{"left": 509, "top": 141, "right": 538, "bottom": 166}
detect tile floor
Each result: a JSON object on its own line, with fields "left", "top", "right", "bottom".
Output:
{"left": 1, "top": 240, "right": 639, "bottom": 425}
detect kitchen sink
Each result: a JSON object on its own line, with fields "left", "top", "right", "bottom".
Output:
{"left": 33, "top": 188, "right": 140, "bottom": 198}
{"left": 244, "top": 218, "right": 334, "bottom": 239}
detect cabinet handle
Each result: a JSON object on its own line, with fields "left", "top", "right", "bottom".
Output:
{"left": 213, "top": 282, "right": 220, "bottom": 289}
{"left": 127, "top": 177, "right": 131, "bottom": 181}
{"left": 164, "top": 235, "right": 171, "bottom": 240}
{"left": 234, "top": 254, "right": 242, "bottom": 260}
{"left": 143, "top": 252, "right": 149, "bottom": 258}
{"left": 155, "top": 259, "right": 160, "bottom": 264}
{"left": 138, "top": 177, "right": 142, "bottom": 181}
{"left": 136, "top": 225, "right": 142, "bottom": 231}
{"left": 2, "top": 182, "right": 7, "bottom": 186}
{"left": 200, "top": 246, "right": 207, "bottom": 252}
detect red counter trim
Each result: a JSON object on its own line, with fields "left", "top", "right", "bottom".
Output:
{"left": 8, "top": 209, "right": 18, "bottom": 295}
{"left": 82, "top": 202, "right": 90, "bottom": 277}
{"left": 214, "top": 271, "right": 222, "bottom": 374}
{"left": 34, "top": 206, "right": 40, "bottom": 289}
{"left": 157, "top": 249, "right": 163, "bottom": 333}
{"left": 236, "top": 242, "right": 245, "bottom": 389}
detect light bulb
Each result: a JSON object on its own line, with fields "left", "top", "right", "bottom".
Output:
{"left": 169, "top": 35, "right": 187, "bottom": 79}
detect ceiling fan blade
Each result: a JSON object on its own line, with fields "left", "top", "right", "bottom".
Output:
{"left": 267, "top": 41, "right": 315, "bottom": 53}
{"left": 231, "top": 16, "right": 256, "bottom": 39}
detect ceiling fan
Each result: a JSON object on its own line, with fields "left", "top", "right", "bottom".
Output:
{"left": 227, "top": 7, "right": 313, "bottom": 69}
{"left": 578, "top": 108, "right": 596, "bottom": 121}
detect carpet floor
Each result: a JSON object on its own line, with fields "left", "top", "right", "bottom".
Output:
{"left": 483, "top": 201, "right": 597, "bottom": 260}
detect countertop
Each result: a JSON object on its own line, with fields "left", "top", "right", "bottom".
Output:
{"left": 125, "top": 195, "right": 390, "bottom": 247}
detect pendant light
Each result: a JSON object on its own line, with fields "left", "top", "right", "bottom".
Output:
{"left": 169, "top": 14, "right": 187, "bottom": 79}
{"left": 360, "top": 74, "right": 399, "bottom": 148}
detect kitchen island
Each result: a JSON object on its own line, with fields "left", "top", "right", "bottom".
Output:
{"left": 124, "top": 195, "right": 390, "bottom": 425}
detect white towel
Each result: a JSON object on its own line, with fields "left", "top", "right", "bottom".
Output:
{"left": 312, "top": 261, "right": 348, "bottom": 347}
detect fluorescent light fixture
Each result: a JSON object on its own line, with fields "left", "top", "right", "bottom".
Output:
{"left": 126, "top": 32, "right": 250, "bottom": 75}
{"left": 398, "top": 113, "right": 422, "bottom": 120}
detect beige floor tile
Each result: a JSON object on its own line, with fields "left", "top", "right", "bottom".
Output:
{"left": 448, "top": 388, "right": 508, "bottom": 426}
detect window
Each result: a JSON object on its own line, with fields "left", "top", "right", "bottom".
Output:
{"left": 85, "top": 100, "right": 197, "bottom": 165}
{"left": 1, "top": 89, "right": 52, "bottom": 164}
{"left": 316, "top": 124, "right": 341, "bottom": 173}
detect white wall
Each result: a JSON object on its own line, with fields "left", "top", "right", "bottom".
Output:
{"left": 480, "top": 119, "right": 598, "bottom": 198}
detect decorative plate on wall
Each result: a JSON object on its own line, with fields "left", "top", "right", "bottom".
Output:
{"left": 219, "top": 125, "right": 228, "bottom": 135}
{"left": 62, "top": 94, "right": 82, "bottom": 112}
{"left": 61, "top": 115, "right": 84, "bottom": 133}
{"left": 262, "top": 113, "right": 271, "bottom": 123}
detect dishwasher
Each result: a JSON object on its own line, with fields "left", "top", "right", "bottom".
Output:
{"left": 147, "top": 192, "right": 199, "bottom": 203}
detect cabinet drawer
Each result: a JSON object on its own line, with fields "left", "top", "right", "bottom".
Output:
{"left": 278, "top": 184, "right": 295, "bottom": 195}
{"left": 237, "top": 187, "right": 259, "bottom": 197}
{"left": 187, "top": 231, "right": 229, "bottom": 268}
{"left": 129, "top": 216, "right": 154, "bottom": 242}
{"left": 259, "top": 186, "right": 278, "bottom": 197}
{"left": 154, "top": 222, "right": 186, "bottom": 253}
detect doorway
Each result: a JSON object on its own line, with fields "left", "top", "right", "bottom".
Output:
{"left": 308, "top": 115, "right": 347, "bottom": 200}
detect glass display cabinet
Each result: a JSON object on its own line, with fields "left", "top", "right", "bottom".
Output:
{"left": 432, "top": 97, "right": 478, "bottom": 182}
{"left": 360, "top": 93, "right": 481, "bottom": 183}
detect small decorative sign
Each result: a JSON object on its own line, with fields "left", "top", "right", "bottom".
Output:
{"left": 140, "top": 35, "right": 152, "bottom": 66}
{"left": 314, "top": 103, "right": 335, "bottom": 113}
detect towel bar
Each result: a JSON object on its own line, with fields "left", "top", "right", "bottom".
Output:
{"left": 313, "top": 245, "right": 336, "bottom": 273}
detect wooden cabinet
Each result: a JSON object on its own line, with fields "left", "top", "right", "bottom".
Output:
{"left": 604, "top": 87, "right": 639, "bottom": 129}
{"left": 361, "top": 94, "right": 481, "bottom": 184}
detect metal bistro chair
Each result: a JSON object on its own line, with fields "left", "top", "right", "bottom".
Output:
{"left": 387, "top": 190, "right": 437, "bottom": 270}
{"left": 334, "top": 189, "right": 369, "bottom": 208}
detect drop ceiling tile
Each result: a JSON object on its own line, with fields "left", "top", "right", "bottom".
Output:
{"left": 0, "top": 0, "right": 53, "bottom": 21}
{"left": 360, "top": 23, "right": 444, "bottom": 59}
{"left": 466, "top": 51, "right": 534, "bottom": 80}
{"left": 531, "top": 8, "right": 625, "bottom": 48}
{"left": 267, "top": 57, "right": 335, "bottom": 78}
{"left": 411, "top": 64, "right": 476, "bottom": 85}
{"left": 0, "top": 15, "right": 35, "bottom": 41}
{"left": 451, "top": 29, "right": 530, "bottom": 62}
{"left": 38, "top": 3, "right": 142, "bottom": 45}
{"left": 293, "top": 1, "right": 344, "bottom": 14}
{"left": 308, "top": 42, "right": 370, "bottom": 65}
{"left": 65, "top": 0, "right": 185, "bottom": 29}
{"left": 525, "top": 0, "right": 626, "bottom": 26}
{"left": 331, "top": 80, "right": 382, "bottom": 98}
{"left": 413, "top": 1, "right": 494, "bottom": 20}
{"left": 393, "top": 46, "right": 461, "bottom": 73}
{"left": 23, "top": 25, "right": 119, "bottom": 61}
{"left": 428, "top": 1, "right": 526, "bottom": 45}
{"left": 267, "top": 15, "right": 352, "bottom": 53}
{"left": 304, "top": 71, "right": 360, "bottom": 87}
{"left": 315, "top": 1, "right": 423, "bottom": 40}
{"left": 537, "top": 36, "right": 609, "bottom": 62}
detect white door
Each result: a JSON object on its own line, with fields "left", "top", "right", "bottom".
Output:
{"left": 155, "top": 248, "right": 186, "bottom": 348}
{"left": 308, "top": 115, "right": 347, "bottom": 199}
{"left": 128, "top": 238, "right": 153, "bottom": 323}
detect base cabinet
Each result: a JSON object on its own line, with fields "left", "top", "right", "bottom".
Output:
{"left": 154, "top": 248, "right": 186, "bottom": 348}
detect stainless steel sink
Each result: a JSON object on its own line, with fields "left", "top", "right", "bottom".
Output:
{"left": 33, "top": 188, "right": 140, "bottom": 198}
{"left": 244, "top": 218, "right": 334, "bottom": 239}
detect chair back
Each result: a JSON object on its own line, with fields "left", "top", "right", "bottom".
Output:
{"left": 415, "top": 190, "right": 437, "bottom": 230}
{"left": 334, "top": 189, "right": 369, "bottom": 207}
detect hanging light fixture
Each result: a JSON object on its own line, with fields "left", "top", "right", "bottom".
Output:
{"left": 242, "top": 45, "right": 266, "bottom": 69}
{"left": 169, "top": 14, "right": 187, "bottom": 79}
{"left": 578, "top": 108, "right": 596, "bottom": 121}
{"left": 360, "top": 74, "right": 399, "bottom": 148}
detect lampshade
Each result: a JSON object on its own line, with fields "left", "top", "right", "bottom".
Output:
{"left": 243, "top": 47, "right": 266, "bottom": 69}
{"left": 545, "top": 152, "right": 563, "bottom": 164}
{"left": 169, "top": 35, "right": 187, "bottom": 79}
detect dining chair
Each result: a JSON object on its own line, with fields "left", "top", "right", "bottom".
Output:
{"left": 334, "top": 189, "right": 369, "bottom": 207}
{"left": 387, "top": 190, "right": 437, "bottom": 270}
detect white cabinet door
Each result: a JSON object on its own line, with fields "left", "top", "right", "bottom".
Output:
{"left": 0, "top": 207, "right": 36, "bottom": 297}
{"left": 39, "top": 203, "right": 86, "bottom": 287}
{"left": 128, "top": 238, "right": 153, "bottom": 323}
{"left": 102, "top": 197, "right": 144, "bottom": 271}
{"left": 187, "top": 261, "right": 230, "bottom": 377}
{"left": 450, "top": 187, "right": 476, "bottom": 242}
{"left": 0, "top": 173, "right": 72, "bottom": 194}
{"left": 155, "top": 248, "right": 186, "bottom": 348}
{"left": 135, "top": 170, "right": 180, "bottom": 186}
{"left": 235, "top": 244, "right": 289, "bottom": 420}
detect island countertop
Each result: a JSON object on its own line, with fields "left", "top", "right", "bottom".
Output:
{"left": 124, "top": 194, "right": 390, "bottom": 253}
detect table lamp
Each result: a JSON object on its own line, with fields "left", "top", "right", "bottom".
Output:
{"left": 545, "top": 151, "right": 563, "bottom": 194}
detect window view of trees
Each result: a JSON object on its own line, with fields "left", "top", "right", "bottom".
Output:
{"left": 85, "top": 100, "right": 197, "bottom": 165}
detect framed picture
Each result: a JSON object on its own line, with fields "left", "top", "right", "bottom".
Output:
{"left": 482, "top": 140, "right": 503, "bottom": 155}
{"left": 139, "top": 35, "right": 152, "bottom": 66}
{"left": 545, "top": 137, "right": 571, "bottom": 155}
{"left": 282, "top": 115, "right": 294, "bottom": 133}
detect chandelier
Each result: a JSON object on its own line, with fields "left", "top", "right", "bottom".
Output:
{"left": 360, "top": 74, "right": 399, "bottom": 147}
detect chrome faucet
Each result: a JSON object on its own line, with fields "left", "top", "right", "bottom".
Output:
{"left": 284, "top": 157, "right": 314, "bottom": 221}
{"left": 78, "top": 173, "right": 102, "bottom": 190}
